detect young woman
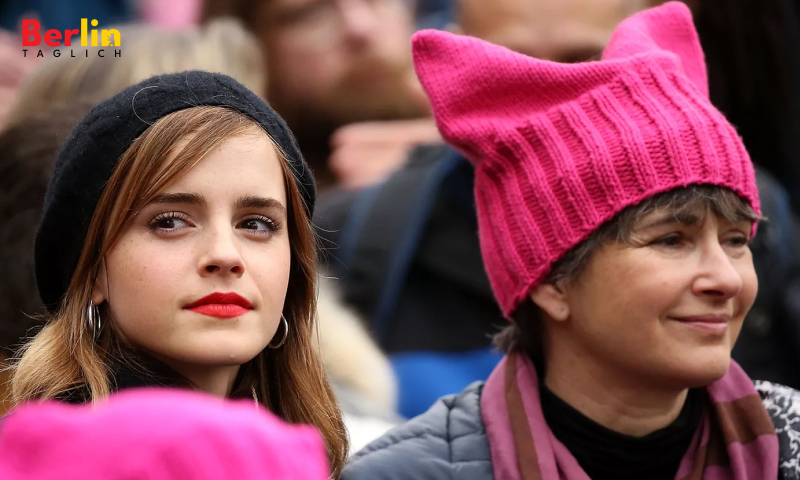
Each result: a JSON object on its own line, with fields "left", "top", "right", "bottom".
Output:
{"left": 342, "top": 3, "right": 800, "bottom": 479}
{"left": 10, "top": 71, "right": 348, "bottom": 476}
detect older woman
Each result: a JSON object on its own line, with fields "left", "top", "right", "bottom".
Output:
{"left": 342, "top": 3, "right": 800, "bottom": 480}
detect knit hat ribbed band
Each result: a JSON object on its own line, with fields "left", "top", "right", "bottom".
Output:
{"left": 412, "top": 2, "right": 761, "bottom": 318}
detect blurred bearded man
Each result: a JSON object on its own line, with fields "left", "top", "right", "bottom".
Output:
{"left": 203, "top": 0, "right": 428, "bottom": 186}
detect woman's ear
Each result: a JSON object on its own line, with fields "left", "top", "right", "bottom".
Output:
{"left": 91, "top": 260, "right": 109, "bottom": 306}
{"left": 529, "top": 282, "right": 570, "bottom": 322}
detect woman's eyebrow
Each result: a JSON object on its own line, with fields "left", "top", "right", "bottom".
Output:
{"left": 640, "top": 211, "right": 702, "bottom": 230}
{"left": 235, "top": 195, "right": 287, "bottom": 216}
{"left": 147, "top": 193, "right": 206, "bottom": 207}
{"left": 144, "top": 193, "right": 287, "bottom": 216}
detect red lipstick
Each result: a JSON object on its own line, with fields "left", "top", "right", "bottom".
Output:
{"left": 184, "top": 292, "right": 253, "bottom": 319}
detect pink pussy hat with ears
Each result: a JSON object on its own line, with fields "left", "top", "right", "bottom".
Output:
{"left": 412, "top": 1, "right": 760, "bottom": 318}
{"left": 0, "top": 388, "right": 330, "bottom": 480}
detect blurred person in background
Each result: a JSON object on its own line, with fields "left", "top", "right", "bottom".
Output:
{"left": 317, "top": 0, "right": 800, "bottom": 419}
{"left": 5, "top": 19, "right": 265, "bottom": 126}
{"left": 0, "top": 100, "right": 97, "bottom": 416}
{"left": 139, "top": 0, "right": 204, "bottom": 30}
{"left": 454, "top": 0, "right": 644, "bottom": 62}
{"left": 0, "top": 29, "right": 41, "bottom": 130}
{"left": 0, "top": 388, "right": 330, "bottom": 479}
{"left": 9, "top": 70, "right": 350, "bottom": 475}
{"left": 201, "top": 0, "right": 432, "bottom": 188}
{"left": 328, "top": 0, "right": 646, "bottom": 188}
{"left": 343, "top": 4, "right": 800, "bottom": 478}
{"left": 316, "top": 277, "right": 400, "bottom": 452}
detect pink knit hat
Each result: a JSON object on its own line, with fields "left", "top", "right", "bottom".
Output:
{"left": 0, "top": 389, "right": 329, "bottom": 480}
{"left": 412, "top": 2, "right": 760, "bottom": 317}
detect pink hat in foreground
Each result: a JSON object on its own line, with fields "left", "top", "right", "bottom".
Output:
{"left": 0, "top": 388, "right": 329, "bottom": 480}
{"left": 411, "top": 1, "right": 760, "bottom": 317}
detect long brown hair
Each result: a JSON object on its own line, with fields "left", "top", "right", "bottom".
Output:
{"left": 11, "top": 106, "right": 349, "bottom": 476}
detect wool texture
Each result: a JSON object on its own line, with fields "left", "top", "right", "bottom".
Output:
{"left": 481, "top": 354, "right": 779, "bottom": 480}
{"left": 411, "top": 2, "right": 761, "bottom": 317}
{"left": 0, "top": 388, "right": 329, "bottom": 480}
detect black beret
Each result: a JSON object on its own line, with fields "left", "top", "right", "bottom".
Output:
{"left": 35, "top": 70, "right": 316, "bottom": 311}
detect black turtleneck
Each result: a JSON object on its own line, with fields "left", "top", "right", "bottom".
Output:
{"left": 540, "top": 385, "right": 702, "bottom": 480}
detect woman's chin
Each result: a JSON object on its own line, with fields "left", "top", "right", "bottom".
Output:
{"left": 669, "top": 348, "right": 732, "bottom": 388}
{"left": 194, "top": 349, "right": 263, "bottom": 367}
{"left": 162, "top": 339, "right": 266, "bottom": 368}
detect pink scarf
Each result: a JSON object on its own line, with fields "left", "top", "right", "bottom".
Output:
{"left": 481, "top": 353, "right": 779, "bottom": 480}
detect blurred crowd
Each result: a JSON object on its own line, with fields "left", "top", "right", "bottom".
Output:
{"left": 2, "top": 0, "right": 800, "bottom": 478}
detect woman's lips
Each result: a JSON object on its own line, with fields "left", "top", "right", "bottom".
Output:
{"left": 184, "top": 292, "right": 253, "bottom": 319}
{"left": 187, "top": 304, "right": 251, "bottom": 319}
{"left": 669, "top": 315, "right": 730, "bottom": 335}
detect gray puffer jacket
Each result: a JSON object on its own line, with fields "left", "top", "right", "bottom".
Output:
{"left": 341, "top": 382, "right": 800, "bottom": 480}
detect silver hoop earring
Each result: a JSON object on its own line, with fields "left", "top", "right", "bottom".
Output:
{"left": 85, "top": 300, "right": 102, "bottom": 340}
{"left": 268, "top": 314, "right": 289, "bottom": 349}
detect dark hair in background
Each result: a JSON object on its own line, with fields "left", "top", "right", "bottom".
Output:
{"left": 692, "top": 0, "right": 800, "bottom": 210}
{"left": 0, "top": 99, "right": 98, "bottom": 355}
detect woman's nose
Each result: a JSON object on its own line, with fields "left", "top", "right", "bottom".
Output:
{"left": 197, "top": 228, "right": 245, "bottom": 278}
{"left": 692, "top": 241, "right": 744, "bottom": 300}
